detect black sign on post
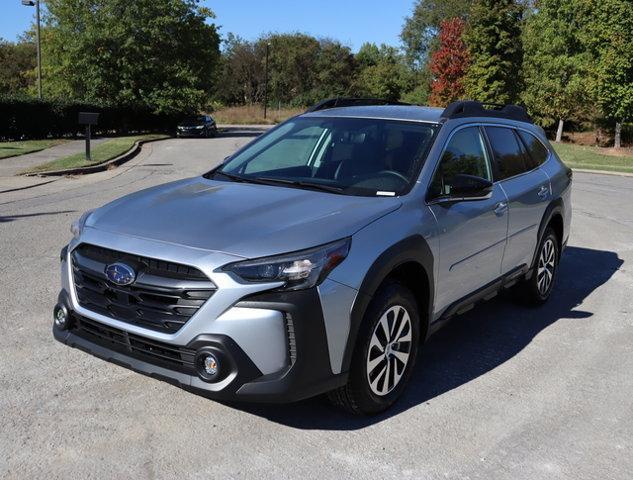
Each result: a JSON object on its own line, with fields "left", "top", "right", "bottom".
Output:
{"left": 78, "top": 112, "right": 99, "bottom": 161}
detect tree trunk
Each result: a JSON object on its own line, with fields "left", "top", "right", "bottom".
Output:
{"left": 555, "top": 119, "right": 564, "bottom": 143}
{"left": 615, "top": 121, "right": 622, "bottom": 149}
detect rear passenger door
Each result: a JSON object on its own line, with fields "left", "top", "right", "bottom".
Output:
{"left": 483, "top": 126, "right": 550, "bottom": 275}
{"left": 428, "top": 126, "right": 509, "bottom": 313}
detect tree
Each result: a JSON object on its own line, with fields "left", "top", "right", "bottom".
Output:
{"left": 521, "top": 0, "right": 590, "bottom": 141}
{"left": 463, "top": 0, "right": 524, "bottom": 104}
{"left": 401, "top": 0, "right": 474, "bottom": 69}
{"left": 312, "top": 39, "right": 355, "bottom": 101}
{"left": 0, "top": 37, "right": 36, "bottom": 95}
{"left": 353, "top": 43, "right": 412, "bottom": 101}
{"left": 580, "top": 0, "right": 633, "bottom": 148}
{"left": 215, "top": 34, "right": 265, "bottom": 105}
{"left": 428, "top": 18, "right": 470, "bottom": 106}
{"left": 41, "top": 0, "right": 220, "bottom": 114}
{"left": 214, "top": 33, "right": 355, "bottom": 107}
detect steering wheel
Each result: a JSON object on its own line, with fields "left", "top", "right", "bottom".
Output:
{"left": 377, "top": 170, "right": 409, "bottom": 183}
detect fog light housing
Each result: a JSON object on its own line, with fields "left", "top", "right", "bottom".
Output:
{"left": 53, "top": 304, "right": 69, "bottom": 330}
{"left": 195, "top": 350, "right": 222, "bottom": 381}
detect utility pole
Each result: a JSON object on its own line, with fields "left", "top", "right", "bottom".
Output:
{"left": 22, "top": 0, "right": 42, "bottom": 99}
{"left": 263, "top": 42, "right": 270, "bottom": 119}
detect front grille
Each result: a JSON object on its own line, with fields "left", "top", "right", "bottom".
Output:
{"left": 71, "top": 244, "right": 216, "bottom": 334}
{"left": 71, "top": 314, "right": 195, "bottom": 374}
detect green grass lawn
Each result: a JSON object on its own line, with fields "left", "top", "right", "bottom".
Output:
{"left": 0, "top": 139, "right": 67, "bottom": 159}
{"left": 23, "top": 134, "right": 169, "bottom": 174}
{"left": 553, "top": 142, "right": 633, "bottom": 174}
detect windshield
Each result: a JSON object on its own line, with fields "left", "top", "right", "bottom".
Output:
{"left": 211, "top": 117, "right": 438, "bottom": 196}
{"left": 181, "top": 116, "right": 206, "bottom": 125}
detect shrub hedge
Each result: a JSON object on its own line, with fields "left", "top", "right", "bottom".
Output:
{"left": 0, "top": 97, "right": 181, "bottom": 140}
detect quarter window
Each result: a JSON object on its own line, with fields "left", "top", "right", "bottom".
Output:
{"left": 485, "top": 127, "right": 529, "bottom": 180}
{"left": 429, "top": 127, "right": 492, "bottom": 198}
{"left": 517, "top": 130, "right": 549, "bottom": 169}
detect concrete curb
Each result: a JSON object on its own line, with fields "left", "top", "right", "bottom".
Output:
{"left": 572, "top": 168, "right": 633, "bottom": 178}
{"left": 22, "top": 136, "right": 170, "bottom": 177}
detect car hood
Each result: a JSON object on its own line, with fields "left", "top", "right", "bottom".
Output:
{"left": 87, "top": 177, "right": 402, "bottom": 258}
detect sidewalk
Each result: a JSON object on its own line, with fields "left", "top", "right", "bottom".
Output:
{"left": 0, "top": 138, "right": 108, "bottom": 178}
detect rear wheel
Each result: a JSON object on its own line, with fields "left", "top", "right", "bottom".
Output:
{"left": 521, "top": 227, "right": 559, "bottom": 305}
{"left": 328, "top": 282, "right": 420, "bottom": 415}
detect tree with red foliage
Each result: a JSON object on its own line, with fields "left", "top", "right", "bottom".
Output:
{"left": 429, "top": 18, "right": 470, "bottom": 106}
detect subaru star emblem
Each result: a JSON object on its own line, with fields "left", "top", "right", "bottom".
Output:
{"left": 105, "top": 262, "right": 136, "bottom": 286}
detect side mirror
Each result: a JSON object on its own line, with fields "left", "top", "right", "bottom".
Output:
{"left": 449, "top": 174, "right": 493, "bottom": 197}
{"left": 429, "top": 173, "right": 493, "bottom": 204}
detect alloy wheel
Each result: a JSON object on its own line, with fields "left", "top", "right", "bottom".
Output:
{"left": 366, "top": 305, "right": 413, "bottom": 396}
{"left": 537, "top": 238, "right": 556, "bottom": 296}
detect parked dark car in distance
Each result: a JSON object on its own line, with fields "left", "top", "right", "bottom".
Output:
{"left": 177, "top": 115, "right": 217, "bottom": 138}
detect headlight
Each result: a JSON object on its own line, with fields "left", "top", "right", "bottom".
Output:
{"left": 195, "top": 125, "right": 204, "bottom": 129}
{"left": 70, "top": 209, "right": 95, "bottom": 239}
{"left": 223, "top": 238, "right": 351, "bottom": 291}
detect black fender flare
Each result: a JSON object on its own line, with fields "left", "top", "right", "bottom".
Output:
{"left": 527, "top": 198, "right": 565, "bottom": 276}
{"left": 340, "top": 235, "right": 434, "bottom": 373}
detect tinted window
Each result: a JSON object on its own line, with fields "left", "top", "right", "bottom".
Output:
{"left": 429, "top": 127, "right": 492, "bottom": 198}
{"left": 485, "top": 127, "right": 528, "bottom": 180}
{"left": 517, "top": 130, "right": 549, "bottom": 168}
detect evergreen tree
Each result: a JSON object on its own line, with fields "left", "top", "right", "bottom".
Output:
{"left": 463, "top": 0, "right": 524, "bottom": 104}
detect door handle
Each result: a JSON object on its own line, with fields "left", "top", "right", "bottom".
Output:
{"left": 494, "top": 201, "right": 508, "bottom": 216}
{"left": 537, "top": 185, "right": 549, "bottom": 198}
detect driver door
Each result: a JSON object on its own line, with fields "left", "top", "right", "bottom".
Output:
{"left": 428, "top": 126, "right": 509, "bottom": 314}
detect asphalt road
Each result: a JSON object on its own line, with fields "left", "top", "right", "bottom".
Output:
{"left": 1, "top": 128, "right": 631, "bottom": 479}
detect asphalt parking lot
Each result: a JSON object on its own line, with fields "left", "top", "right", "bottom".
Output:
{"left": 1, "top": 128, "right": 631, "bottom": 479}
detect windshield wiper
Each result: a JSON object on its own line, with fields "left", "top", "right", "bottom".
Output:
{"left": 212, "top": 170, "right": 249, "bottom": 182}
{"left": 255, "top": 177, "right": 346, "bottom": 194}
{"left": 212, "top": 171, "right": 276, "bottom": 186}
{"left": 213, "top": 171, "right": 345, "bottom": 194}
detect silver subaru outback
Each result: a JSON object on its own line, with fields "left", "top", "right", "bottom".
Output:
{"left": 53, "top": 99, "right": 572, "bottom": 414}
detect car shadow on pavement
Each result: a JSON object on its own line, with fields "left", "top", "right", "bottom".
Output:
{"left": 230, "top": 246, "right": 623, "bottom": 429}
{"left": 0, "top": 209, "right": 75, "bottom": 223}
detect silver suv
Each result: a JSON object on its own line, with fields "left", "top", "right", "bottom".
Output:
{"left": 53, "top": 99, "right": 572, "bottom": 414}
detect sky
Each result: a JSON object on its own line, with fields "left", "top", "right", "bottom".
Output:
{"left": 0, "top": 0, "right": 414, "bottom": 52}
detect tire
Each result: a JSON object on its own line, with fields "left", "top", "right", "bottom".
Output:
{"left": 521, "top": 227, "right": 559, "bottom": 305}
{"left": 328, "top": 282, "right": 420, "bottom": 415}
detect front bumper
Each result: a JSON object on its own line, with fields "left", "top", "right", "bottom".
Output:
{"left": 54, "top": 287, "right": 348, "bottom": 403}
{"left": 177, "top": 128, "right": 207, "bottom": 137}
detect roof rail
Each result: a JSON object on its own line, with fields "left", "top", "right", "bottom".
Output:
{"left": 441, "top": 100, "right": 532, "bottom": 123}
{"left": 306, "top": 97, "right": 412, "bottom": 113}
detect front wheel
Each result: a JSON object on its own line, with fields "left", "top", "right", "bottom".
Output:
{"left": 328, "top": 282, "right": 420, "bottom": 415}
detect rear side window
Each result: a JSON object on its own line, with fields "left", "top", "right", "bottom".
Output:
{"left": 517, "top": 130, "right": 549, "bottom": 169}
{"left": 484, "top": 127, "right": 528, "bottom": 180}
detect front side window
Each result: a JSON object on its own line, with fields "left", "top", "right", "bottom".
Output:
{"left": 429, "top": 127, "right": 492, "bottom": 198}
{"left": 485, "top": 127, "right": 529, "bottom": 180}
{"left": 212, "top": 117, "right": 438, "bottom": 196}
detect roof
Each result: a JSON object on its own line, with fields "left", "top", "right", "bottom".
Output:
{"left": 302, "top": 105, "right": 444, "bottom": 123}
